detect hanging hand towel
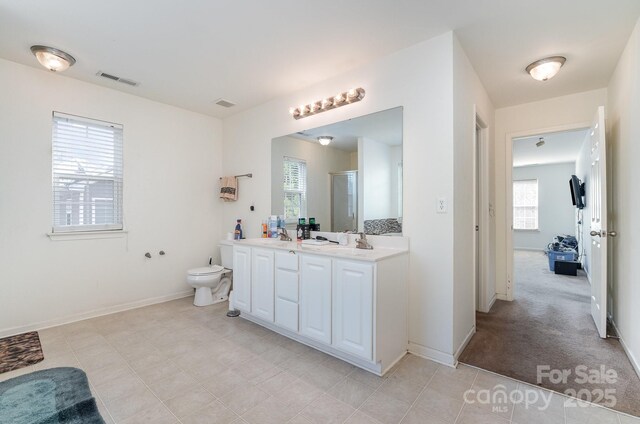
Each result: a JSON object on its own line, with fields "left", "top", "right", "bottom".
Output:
{"left": 219, "top": 176, "right": 238, "bottom": 201}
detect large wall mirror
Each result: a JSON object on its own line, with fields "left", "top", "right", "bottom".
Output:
{"left": 271, "top": 107, "right": 403, "bottom": 235}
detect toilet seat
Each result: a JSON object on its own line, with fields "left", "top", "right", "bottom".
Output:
{"left": 188, "top": 265, "right": 224, "bottom": 276}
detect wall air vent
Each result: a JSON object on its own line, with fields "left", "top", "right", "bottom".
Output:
{"left": 96, "top": 71, "right": 140, "bottom": 87}
{"left": 214, "top": 98, "right": 235, "bottom": 108}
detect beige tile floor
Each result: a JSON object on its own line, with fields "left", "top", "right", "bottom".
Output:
{"left": 2, "top": 297, "right": 639, "bottom": 424}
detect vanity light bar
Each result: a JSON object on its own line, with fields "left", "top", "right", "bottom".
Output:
{"left": 289, "top": 88, "right": 365, "bottom": 120}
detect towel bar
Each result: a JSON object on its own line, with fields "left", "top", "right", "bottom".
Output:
{"left": 219, "top": 173, "right": 252, "bottom": 179}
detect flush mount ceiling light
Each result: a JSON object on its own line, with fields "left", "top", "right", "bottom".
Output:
{"left": 536, "top": 137, "right": 545, "bottom": 147}
{"left": 30, "top": 45, "right": 76, "bottom": 72}
{"left": 526, "top": 56, "right": 566, "bottom": 81}
{"left": 289, "top": 87, "right": 365, "bottom": 120}
{"left": 317, "top": 136, "right": 333, "bottom": 146}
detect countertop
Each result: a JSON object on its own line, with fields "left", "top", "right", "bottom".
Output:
{"left": 233, "top": 238, "right": 408, "bottom": 262}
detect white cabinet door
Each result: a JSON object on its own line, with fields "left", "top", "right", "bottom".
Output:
{"left": 275, "top": 251, "right": 299, "bottom": 332}
{"left": 332, "top": 260, "right": 373, "bottom": 360}
{"left": 251, "top": 248, "right": 275, "bottom": 322}
{"left": 299, "top": 254, "right": 332, "bottom": 344}
{"left": 232, "top": 246, "right": 252, "bottom": 313}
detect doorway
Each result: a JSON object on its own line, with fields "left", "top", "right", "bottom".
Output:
{"left": 460, "top": 121, "right": 640, "bottom": 417}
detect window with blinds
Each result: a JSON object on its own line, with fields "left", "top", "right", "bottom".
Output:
{"left": 52, "top": 112, "right": 123, "bottom": 232}
{"left": 283, "top": 157, "right": 307, "bottom": 222}
{"left": 513, "top": 179, "right": 538, "bottom": 230}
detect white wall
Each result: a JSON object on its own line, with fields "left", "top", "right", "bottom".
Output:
{"left": 512, "top": 162, "right": 576, "bottom": 250}
{"left": 0, "top": 58, "right": 223, "bottom": 336}
{"left": 493, "top": 88, "right": 607, "bottom": 298}
{"left": 575, "top": 137, "right": 592, "bottom": 275}
{"left": 607, "top": 16, "right": 640, "bottom": 375}
{"left": 452, "top": 35, "right": 495, "bottom": 355}
{"left": 359, "top": 137, "right": 392, "bottom": 220}
{"left": 270, "top": 136, "right": 351, "bottom": 230}
{"left": 221, "top": 33, "right": 462, "bottom": 362}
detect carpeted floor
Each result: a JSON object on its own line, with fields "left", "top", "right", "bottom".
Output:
{"left": 459, "top": 250, "right": 640, "bottom": 417}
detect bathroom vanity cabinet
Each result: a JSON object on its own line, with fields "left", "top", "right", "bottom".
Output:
{"left": 231, "top": 239, "right": 408, "bottom": 376}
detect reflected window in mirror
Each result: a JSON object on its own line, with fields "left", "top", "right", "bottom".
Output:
{"left": 283, "top": 156, "right": 307, "bottom": 223}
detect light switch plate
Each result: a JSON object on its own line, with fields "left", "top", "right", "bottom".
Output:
{"left": 437, "top": 197, "right": 447, "bottom": 213}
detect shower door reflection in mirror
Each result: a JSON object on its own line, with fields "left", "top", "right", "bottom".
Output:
{"left": 331, "top": 171, "right": 357, "bottom": 232}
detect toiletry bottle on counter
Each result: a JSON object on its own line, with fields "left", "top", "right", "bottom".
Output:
{"left": 270, "top": 215, "right": 278, "bottom": 238}
{"left": 261, "top": 221, "right": 267, "bottom": 238}
{"left": 234, "top": 219, "right": 243, "bottom": 240}
{"left": 297, "top": 218, "right": 305, "bottom": 241}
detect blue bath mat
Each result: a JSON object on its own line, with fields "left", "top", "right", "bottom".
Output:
{"left": 0, "top": 367, "right": 105, "bottom": 424}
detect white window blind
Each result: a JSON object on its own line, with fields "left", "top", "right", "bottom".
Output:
{"left": 513, "top": 179, "right": 538, "bottom": 230}
{"left": 52, "top": 112, "right": 123, "bottom": 232}
{"left": 283, "top": 157, "right": 307, "bottom": 221}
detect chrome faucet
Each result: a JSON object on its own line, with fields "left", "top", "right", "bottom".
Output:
{"left": 356, "top": 232, "right": 373, "bottom": 250}
{"left": 279, "top": 227, "right": 292, "bottom": 242}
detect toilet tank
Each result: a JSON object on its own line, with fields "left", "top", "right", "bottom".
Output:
{"left": 219, "top": 240, "right": 234, "bottom": 269}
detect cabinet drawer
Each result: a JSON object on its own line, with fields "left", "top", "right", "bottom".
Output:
{"left": 275, "top": 298, "right": 298, "bottom": 332}
{"left": 276, "top": 268, "right": 298, "bottom": 302}
{"left": 275, "top": 251, "right": 298, "bottom": 271}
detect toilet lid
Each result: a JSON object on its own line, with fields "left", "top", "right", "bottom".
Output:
{"left": 188, "top": 265, "right": 224, "bottom": 276}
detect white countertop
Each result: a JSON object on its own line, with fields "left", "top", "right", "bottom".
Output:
{"left": 233, "top": 238, "right": 408, "bottom": 262}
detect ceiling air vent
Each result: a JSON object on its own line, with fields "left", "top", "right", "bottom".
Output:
{"left": 214, "top": 98, "right": 235, "bottom": 108}
{"left": 96, "top": 71, "right": 140, "bottom": 87}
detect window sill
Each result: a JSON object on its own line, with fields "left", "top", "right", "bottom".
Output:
{"left": 47, "top": 230, "right": 128, "bottom": 241}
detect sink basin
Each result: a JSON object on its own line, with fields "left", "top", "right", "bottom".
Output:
{"left": 243, "top": 238, "right": 290, "bottom": 247}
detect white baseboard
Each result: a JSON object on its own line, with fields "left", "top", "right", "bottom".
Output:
{"left": 408, "top": 342, "right": 457, "bottom": 368}
{"left": 496, "top": 293, "right": 509, "bottom": 301}
{"left": 487, "top": 293, "right": 497, "bottom": 311}
{"left": 610, "top": 319, "right": 640, "bottom": 379}
{"left": 0, "top": 290, "right": 193, "bottom": 338}
{"left": 514, "top": 247, "right": 546, "bottom": 252}
{"left": 454, "top": 326, "right": 476, "bottom": 361}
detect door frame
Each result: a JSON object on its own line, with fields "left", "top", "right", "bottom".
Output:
{"left": 473, "top": 109, "right": 492, "bottom": 313}
{"left": 504, "top": 121, "right": 590, "bottom": 301}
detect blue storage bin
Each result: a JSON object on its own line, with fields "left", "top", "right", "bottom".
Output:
{"left": 547, "top": 249, "right": 578, "bottom": 271}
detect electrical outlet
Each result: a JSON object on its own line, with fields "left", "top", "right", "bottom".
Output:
{"left": 437, "top": 197, "right": 447, "bottom": 214}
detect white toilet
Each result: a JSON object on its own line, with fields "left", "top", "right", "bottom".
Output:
{"left": 187, "top": 240, "right": 233, "bottom": 307}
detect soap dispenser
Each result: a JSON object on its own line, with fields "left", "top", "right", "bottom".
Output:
{"left": 234, "top": 219, "right": 243, "bottom": 240}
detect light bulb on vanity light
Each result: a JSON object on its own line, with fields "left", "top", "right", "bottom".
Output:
{"left": 289, "top": 87, "right": 365, "bottom": 120}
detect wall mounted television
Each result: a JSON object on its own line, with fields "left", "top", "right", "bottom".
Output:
{"left": 569, "top": 175, "right": 585, "bottom": 209}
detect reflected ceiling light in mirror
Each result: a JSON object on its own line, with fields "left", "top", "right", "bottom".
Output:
{"left": 526, "top": 56, "right": 566, "bottom": 81}
{"left": 30, "top": 45, "right": 76, "bottom": 72}
{"left": 317, "top": 136, "right": 333, "bottom": 146}
{"left": 289, "top": 87, "right": 365, "bottom": 119}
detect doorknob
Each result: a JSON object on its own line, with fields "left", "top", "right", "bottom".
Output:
{"left": 590, "top": 230, "right": 600, "bottom": 237}
{"left": 607, "top": 230, "right": 618, "bottom": 237}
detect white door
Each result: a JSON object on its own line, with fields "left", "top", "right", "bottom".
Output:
{"left": 232, "top": 246, "right": 252, "bottom": 313}
{"left": 332, "top": 260, "right": 373, "bottom": 360}
{"left": 299, "top": 254, "right": 332, "bottom": 344}
{"left": 275, "top": 250, "right": 299, "bottom": 332}
{"left": 251, "top": 248, "right": 275, "bottom": 322}
{"left": 589, "top": 106, "right": 612, "bottom": 339}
